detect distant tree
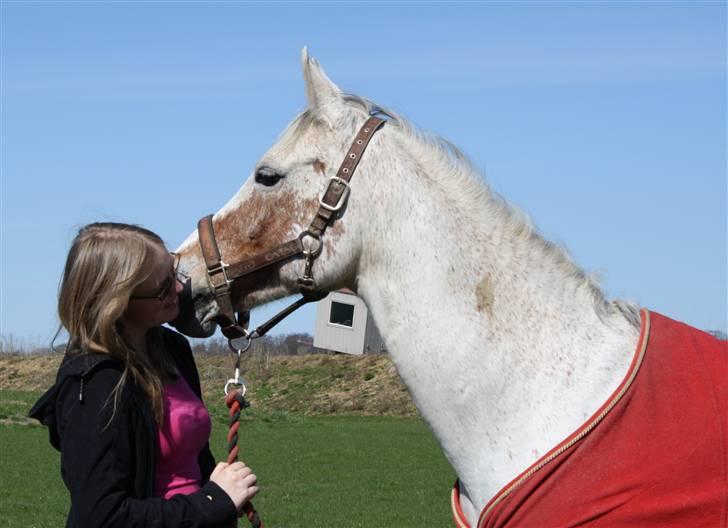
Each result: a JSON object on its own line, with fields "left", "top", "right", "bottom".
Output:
{"left": 284, "top": 333, "right": 313, "bottom": 355}
{"left": 0, "top": 334, "right": 34, "bottom": 354}
{"left": 190, "top": 332, "right": 321, "bottom": 357}
{"left": 0, "top": 334, "right": 21, "bottom": 354}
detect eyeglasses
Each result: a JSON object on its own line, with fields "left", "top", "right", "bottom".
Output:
{"left": 129, "top": 267, "right": 189, "bottom": 302}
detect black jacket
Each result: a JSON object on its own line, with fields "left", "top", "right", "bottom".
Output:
{"left": 29, "top": 328, "right": 237, "bottom": 528}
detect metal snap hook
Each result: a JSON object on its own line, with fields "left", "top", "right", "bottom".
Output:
{"left": 224, "top": 342, "right": 249, "bottom": 395}
{"left": 225, "top": 335, "right": 251, "bottom": 395}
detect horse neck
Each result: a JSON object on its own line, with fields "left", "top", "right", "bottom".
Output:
{"left": 353, "top": 139, "right": 639, "bottom": 515}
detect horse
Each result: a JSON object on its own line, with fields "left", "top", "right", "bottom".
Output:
{"left": 172, "top": 49, "right": 726, "bottom": 527}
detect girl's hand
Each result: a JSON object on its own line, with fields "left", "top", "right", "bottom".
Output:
{"left": 209, "top": 461, "right": 259, "bottom": 511}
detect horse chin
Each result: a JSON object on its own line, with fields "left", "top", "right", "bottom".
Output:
{"left": 169, "top": 308, "right": 217, "bottom": 338}
{"left": 169, "top": 314, "right": 216, "bottom": 338}
{"left": 170, "top": 288, "right": 218, "bottom": 338}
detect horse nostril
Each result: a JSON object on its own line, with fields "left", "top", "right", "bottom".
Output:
{"left": 191, "top": 291, "right": 205, "bottom": 304}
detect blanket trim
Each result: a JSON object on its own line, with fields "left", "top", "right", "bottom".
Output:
{"left": 451, "top": 309, "right": 652, "bottom": 528}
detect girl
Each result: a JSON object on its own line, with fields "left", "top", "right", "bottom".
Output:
{"left": 30, "top": 222, "right": 257, "bottom": 527}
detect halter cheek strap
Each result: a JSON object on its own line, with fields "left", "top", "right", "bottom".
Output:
{"left": 197, "top": 216, "right": 252, "bottom": 338}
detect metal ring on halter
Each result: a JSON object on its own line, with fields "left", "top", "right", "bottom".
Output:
{"left": 224, "top": 378, "right": 247, "bottom": 396}
{"left": 298, "top": 231, "right": 323, "bottom": 258}
{"left": 228, "top": 332, "right": 253, "bottom": 354}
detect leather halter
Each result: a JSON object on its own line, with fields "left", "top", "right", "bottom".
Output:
{"left": 197, "top": 116, "right": 386, "bottom": 340}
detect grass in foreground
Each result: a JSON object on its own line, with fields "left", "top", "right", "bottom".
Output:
{"left": 0, "top": 390, "right": 456, "bottom": 528}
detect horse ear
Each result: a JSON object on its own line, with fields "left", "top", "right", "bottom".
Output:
{"left": 301, "top": 47, "right": 343, "bottom": 118}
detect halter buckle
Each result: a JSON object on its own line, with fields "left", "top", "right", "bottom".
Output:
{"left": 319, "top": 176, "right": 351, "bottom": 212}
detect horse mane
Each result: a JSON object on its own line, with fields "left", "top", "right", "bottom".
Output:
{"left": 298, "top": 93, "right": 641, "bottom": 329}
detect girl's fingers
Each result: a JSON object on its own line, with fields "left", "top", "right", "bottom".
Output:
{"left": 239, "top": 474, "right": 257, "bottom": 487}
{"left": 235, "top": 467, "right": 253, "bottom": 479}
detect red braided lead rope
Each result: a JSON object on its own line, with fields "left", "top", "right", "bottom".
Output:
{"left": 225, "top": 389, "right": 262, "bottom": 528}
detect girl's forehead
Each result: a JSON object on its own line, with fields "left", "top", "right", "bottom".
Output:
{"left": 146, "top": 246, "right": 173, "bottom": 278}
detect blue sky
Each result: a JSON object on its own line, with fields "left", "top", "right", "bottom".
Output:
{"left": 2, "top": 1, "right": 726, "bottom": 348}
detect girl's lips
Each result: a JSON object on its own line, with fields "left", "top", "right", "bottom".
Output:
{"left": 164, "top": 298, "right": 181, "bottom": 324}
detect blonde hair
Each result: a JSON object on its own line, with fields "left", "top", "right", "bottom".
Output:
{"left": 58, "top": 222, "right": 177, "bottom": 424}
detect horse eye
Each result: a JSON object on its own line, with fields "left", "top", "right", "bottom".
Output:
{"left": 255, "top": 167, "right": 284, "bottom": 187}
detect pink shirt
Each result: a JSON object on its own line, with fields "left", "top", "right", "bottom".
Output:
{"left": 155, "top": 375, "right": 212, "bottom": 499}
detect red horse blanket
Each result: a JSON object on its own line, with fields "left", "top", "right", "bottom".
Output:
{"left": 453, "top": 309, "right": 727, "bottom": 527}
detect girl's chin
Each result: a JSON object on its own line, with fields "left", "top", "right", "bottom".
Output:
{"left": 164, "top": 305, "right": 181, "bottom": 325}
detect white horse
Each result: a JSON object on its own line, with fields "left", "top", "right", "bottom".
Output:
{"left": 173, "top": 49, "right": 725, "bottom": 527}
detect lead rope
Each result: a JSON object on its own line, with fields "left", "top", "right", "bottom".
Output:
{"left": 224, "top": 345, "right": 262, "bottom": 528}
{"left": 219, "top": 292, "right": 324, "bottom": 527}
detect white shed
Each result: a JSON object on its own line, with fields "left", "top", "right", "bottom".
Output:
{"left": 313, "top": 291, "right": 386, "bottom": 355}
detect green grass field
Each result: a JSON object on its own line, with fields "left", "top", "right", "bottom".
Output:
{"left": 0, "top": 390, "right": 456, "bottom": 527}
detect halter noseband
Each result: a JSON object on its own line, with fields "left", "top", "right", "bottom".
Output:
{"left": 197, "top": 116, "right": 386, "bottom": 341}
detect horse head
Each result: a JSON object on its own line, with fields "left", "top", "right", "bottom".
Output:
{"left": 172, "top": 48, "right": 390, "bottom": 337}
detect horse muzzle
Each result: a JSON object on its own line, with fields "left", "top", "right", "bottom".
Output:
{"left": 169, "top": 281, "right": 218, "bottom": 338}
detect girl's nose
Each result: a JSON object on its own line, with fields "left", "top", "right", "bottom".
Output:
{"left": 175, "top": 276, "right": 185, "bottom": 295}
